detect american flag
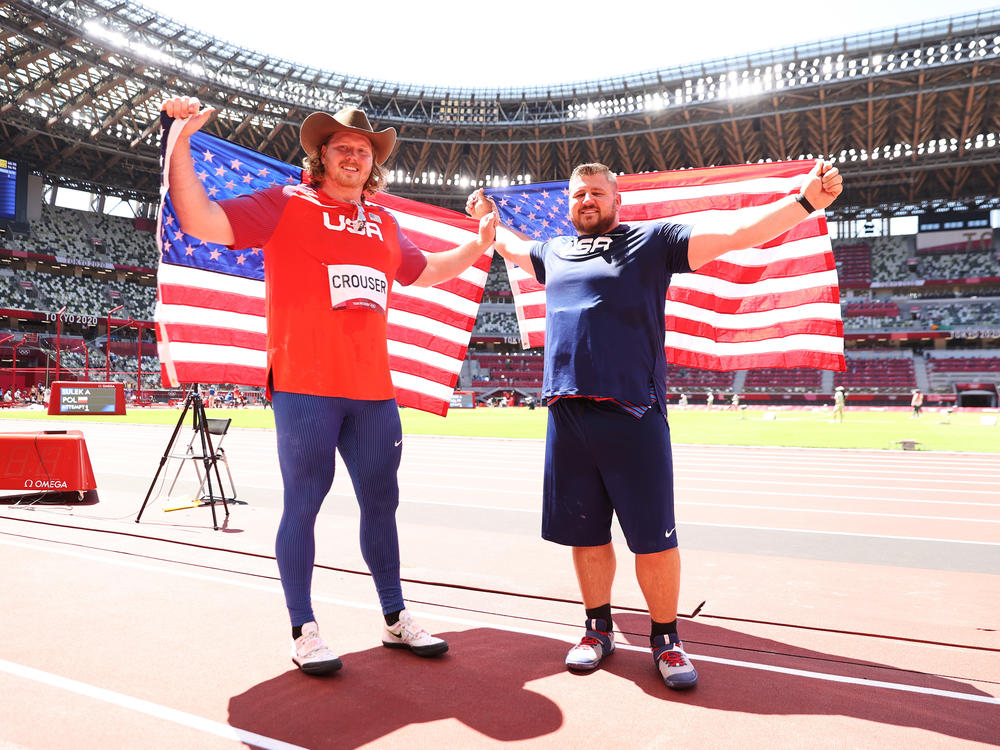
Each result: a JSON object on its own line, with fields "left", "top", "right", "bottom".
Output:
{"left": 486, "top": 161, "right": 845, "bottom": 371}
{"left": 155, "top": 114, "right": 492, "bottom": 415}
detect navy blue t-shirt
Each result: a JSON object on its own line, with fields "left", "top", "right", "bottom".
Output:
{"left": 529, "top": 221, "right": 692, "bottom": 407}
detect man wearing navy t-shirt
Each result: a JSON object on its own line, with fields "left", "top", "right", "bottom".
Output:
{"left": 468, "top": 160, "right": 842, "bottom": 689}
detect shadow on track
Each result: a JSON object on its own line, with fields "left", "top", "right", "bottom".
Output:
{"left": 228, "top": 627, "right": 564, "bottom": 749}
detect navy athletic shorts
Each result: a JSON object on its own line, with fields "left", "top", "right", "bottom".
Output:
{"left": 542, "top": 397, "right": 678, "bottom": 554}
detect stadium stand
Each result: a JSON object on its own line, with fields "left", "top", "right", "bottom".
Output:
{"left": 926, "top": 351, "right": 1000, "bottom": 393}
{"left": 860, "top": 234, "right": 1000, "bottom": 284}
{"left": 743, "top": 367, "right": 823, "bottom": 393}
{"left": 665, "top": 366, "right": 736, "bottom": 391}
{"left": 472, "top": 351, "right": 544, "bottom": 390}
{"left": 1, "top": 269, "right": 155, "bottom": 319}
{"left": 866, "top": 236, "right": 914, "bottom": 283}
{"left": 5, "top": 204, "right": 157, "bottom": 270}
{"left": 833, "top": 242, "right": 872, "bottom": 287}
{"left": 834, "top": 355, "right": 917, "bottom": 393}
{"left": 473, "top": 309, "right": 520, "bottom": 336}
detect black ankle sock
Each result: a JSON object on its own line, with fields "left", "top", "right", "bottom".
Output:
{"left": 585, "top": 604, "right": 613, "bottom": 629}
{"left": 384, "top": 610, "right": 402, "bottom": 627}
{"left": 292, "top": 625, "right": 303, "bottom": 640}
{"left": 650, "top": 618, "right": 678, "bottom": 644}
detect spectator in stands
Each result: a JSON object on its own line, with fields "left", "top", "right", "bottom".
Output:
{"left": 2, "top": 389, "right": 10, "bottom": 403}
{"left": 911, "top": 388, "right": 924, "bottom": 418}
{"left": 468, "top": 158, "right": 842, "bottom": 690}
{"left": 162, "top": 96, "right": 497, "bottom": 676}
{"left": 832, "top": 386, "right": 845, "bottom": 423}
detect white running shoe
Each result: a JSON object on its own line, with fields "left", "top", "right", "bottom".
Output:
{"left": 381, "top": 609, "right": 449, "bottom": 657}
{"left": 291, "top": 622, "right": 342, "bottom": 675}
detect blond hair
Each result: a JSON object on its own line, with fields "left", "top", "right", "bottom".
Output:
{"left": 570, "top": 163, "right": 618, "bottom": 188}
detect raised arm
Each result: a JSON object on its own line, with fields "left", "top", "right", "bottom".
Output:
{"left": 687, "top": 160, "right": 843, "bottom": 270}
{"left": 411, "top": 209, "right": 498, "bottom": 287}
{"left": 464, "top": 189, "right": 539, "bottom": 281}
{"left": 161, "top": 96, "right": 236, "bottom": 247}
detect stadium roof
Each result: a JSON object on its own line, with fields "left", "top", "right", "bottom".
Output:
{"left": 2, "top": 0, "right": 1000, "bottom": 217}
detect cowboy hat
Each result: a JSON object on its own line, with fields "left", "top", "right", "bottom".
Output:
{"left": 300, "top": 108, "right": 396, "bottom": 165}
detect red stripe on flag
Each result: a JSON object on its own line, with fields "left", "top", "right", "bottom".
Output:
{"left": 159, "top": 323, "right": 266, "bottom": 350}
{"left": 396, "top": 228, "right": 459, "bottom": 253}
{"left": 170, "top": 362, "right": 266, "bottom": 386}
{"left": 524, "top": 330, "right": 545, "bottom": 348}
{"left": 386, "top": 324, "right": 468, "bottom": 360}
{"left": 390, "top": 294, "right": 476, "bottom": 331}
{"left": 668, "top": 316, "right": 844, "bottom": 344}
{"left": 159, "top": 284, "right": 265, "bottom": 316}
{"left": 696, "top": 253, "right": 835, "bottom": 284}
{"left": 618, "top": 160, "right": 817, "bottom": 191}
{"left": 666, "top": 285, "right": 840, "bottom": 314}
{"left": 391, "top": 386, "right": 448, "bottom": 417}
{"left": 514, "top": 278, "right": 545, "bottom": 294}
{"left": 665, "top": 348, "right": 845, "bottom": 372}
{"left": 426, "top": 275, "right": 489, "bottom": 301}
{"left": 388, "top": 355, "right": 459, "bottom": 390}
{"left": 621, "top": 191, "right": 794, "bottom": 221}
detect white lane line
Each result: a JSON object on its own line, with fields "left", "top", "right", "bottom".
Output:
{"left": 610, "top": 646, "right": 1000, "bottom": 705}
{"left": 2, "top": 537, "right": 997, "bottom": 707}
{"left": 0, "top": 658, "right": 306, "bottom": 750}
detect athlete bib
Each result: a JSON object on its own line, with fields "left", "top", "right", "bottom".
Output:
{"left": 326, "top": 264, "right": 389, "bottom": 312}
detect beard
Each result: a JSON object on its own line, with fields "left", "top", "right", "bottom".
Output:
{"left": 571, "top": 209, "right": 617, "bottom": 236}
{"left": 331, "top": 164, "right": 369, "bottom": 188}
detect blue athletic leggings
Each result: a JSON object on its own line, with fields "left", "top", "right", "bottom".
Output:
{"left": 272, "top": 391, "right": 404, "bottom": 626}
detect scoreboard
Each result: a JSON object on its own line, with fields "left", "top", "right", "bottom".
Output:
{"left": 0, "top": 158, "right": 16, "bottom": 221}
{"left": 47, "top": 381, "right": 126, "bottom": 416}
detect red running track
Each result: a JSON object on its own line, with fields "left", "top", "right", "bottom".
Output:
{"left": 0, "top": 418, "right": 997, "bottom": 749}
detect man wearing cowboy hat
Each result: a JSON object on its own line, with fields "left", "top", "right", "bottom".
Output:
{"left": 160, "top": 97, "right": 497, "bottom": 676}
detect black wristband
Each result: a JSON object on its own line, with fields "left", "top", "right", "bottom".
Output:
{"left": 796, "top": 193, "right": 816, "bottom": 215}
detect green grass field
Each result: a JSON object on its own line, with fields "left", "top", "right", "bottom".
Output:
{"left": 1, "top": 404, "right": 997, "bottom": 452}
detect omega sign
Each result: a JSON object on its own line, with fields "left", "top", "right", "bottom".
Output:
{"left": 44, "top": 311, "right": 98, "bottom": 326}
{"left": 24, "top": 478, "right": 68, "bottom": 489}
